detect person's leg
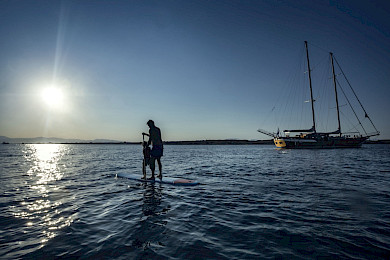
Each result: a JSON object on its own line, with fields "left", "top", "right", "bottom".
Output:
{"left": 157, "top": 158, "right": 162, "bottom": 178}
{"left": 149, "top": 157, "right": 156, "bottom": 179}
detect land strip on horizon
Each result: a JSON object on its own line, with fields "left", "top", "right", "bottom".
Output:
{"left": 1, "top": 136, "right": 389, "bottom": 145}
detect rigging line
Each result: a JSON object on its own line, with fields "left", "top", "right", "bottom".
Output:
{"left": 333, "top": 56, "right": 380, "bottom": 134}
{"left": 298, "top": 49, "right": 306, "bottom": 129}
{"left": 296, "top": 46, "right": 308, "bottom": 129}
{"left": 307, "top": 42, "right": 332, "bottom": 54}
{"left": 300, "top": 59, "right": 310, "bottom": 129}
{"left": 281, "top": 46, "right": 304, "bottom": 129}
{"left": 310, "top": 52, "right": 329, "bottom": 74}
{"left": 336, "top": 78, "right": 368, "bottom": 136}
{"left": 266, "top": 44, "right": 306, "bottom": 130}
{"left": 325, "top": 58, "right": 334, "bottom": 132}
{"left": 260, "top": 106, "right": 276, "bottom": 128}
{"left": 340, "top": 110, "right": 362, "bottom": 134}
{"left": 317, "top": 55, "right": 332, "bottom": 132}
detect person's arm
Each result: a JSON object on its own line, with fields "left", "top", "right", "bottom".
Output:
{"left": 147, "top": 130, "right": 152, "bottom": 146}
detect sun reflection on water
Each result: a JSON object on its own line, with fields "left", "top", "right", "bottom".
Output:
{"left": 27, "top": 144, "right": 65, "bottom": 184}
{"left": 11, "top": 144, "right": 75, "bottom": 249}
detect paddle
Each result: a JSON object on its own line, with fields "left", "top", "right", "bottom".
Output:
{"left": 142, "top": 133, "right": 146, "bottom": 178}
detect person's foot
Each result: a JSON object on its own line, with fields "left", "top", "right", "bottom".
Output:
{"left": 157, "top": 174, "right": 162, "bottom": 179}
{"left": 147, "top": 177, "right": 155, "bottom": 181}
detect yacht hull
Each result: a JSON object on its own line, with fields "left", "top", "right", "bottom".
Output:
{"left": 274, "top": 136, "right": 367, "bottom": 149}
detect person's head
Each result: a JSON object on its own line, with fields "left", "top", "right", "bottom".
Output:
{"left": 147, "top": 120, "right": 155, "bottom": 128}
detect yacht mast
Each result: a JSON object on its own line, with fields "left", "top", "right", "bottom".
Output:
{"left": 330, "top": 52, "right": 342, "bottom": 137}
{"left": 304, "top": 41, "right": 316, "bottom": 133}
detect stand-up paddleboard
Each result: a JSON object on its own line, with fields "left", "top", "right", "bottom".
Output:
{"left": 116, "top": 172, "right": 199, "bottom": 186}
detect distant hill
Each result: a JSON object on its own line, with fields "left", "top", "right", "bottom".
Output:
{"left": 0, "top": 136, "right": 125, "bottom": 144}
{"left": 0, "top": 136, "right": 273, "bottom": 145}
{"left": 0, "top": 136, "right": 11, "bottom": 143}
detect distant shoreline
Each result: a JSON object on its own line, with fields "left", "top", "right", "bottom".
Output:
{"left": 2, "top": 139, "right": 390, "bottom": 145}
{"left": 1, "top": 139, "right": 274, "bottom": 145}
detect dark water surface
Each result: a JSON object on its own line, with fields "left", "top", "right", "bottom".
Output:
{"left": 1, "top": 144, "right": 389, "bottom": 259}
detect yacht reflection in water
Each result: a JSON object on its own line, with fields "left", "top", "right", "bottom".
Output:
{"left": 14, "top": 144, "right": 74, "bottom": 248}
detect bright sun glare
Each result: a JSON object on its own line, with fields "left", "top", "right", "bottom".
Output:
{"left": 41, "top": 87, "right": 64, "bottom": 108}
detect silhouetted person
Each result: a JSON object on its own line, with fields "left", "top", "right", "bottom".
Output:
{"left": 142, "top": 120, "right": 163, "bottom": 180}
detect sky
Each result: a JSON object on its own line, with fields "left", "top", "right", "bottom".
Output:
{"left": 0, "top": 0, "right": 389, "bottom": 142}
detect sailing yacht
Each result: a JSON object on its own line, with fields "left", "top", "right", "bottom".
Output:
{"left": 259, "top": 41, "right": 379, "bottom": 149}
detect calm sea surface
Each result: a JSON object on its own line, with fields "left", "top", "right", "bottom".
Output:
{"left": 1, "top": 144, "right": 389, "bottom": 259}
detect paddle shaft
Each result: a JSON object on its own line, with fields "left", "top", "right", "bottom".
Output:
{"left": 142, "top": 134, "right": 145, "bottom": 176}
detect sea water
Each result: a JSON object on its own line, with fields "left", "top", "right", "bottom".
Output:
{"left": 0, "top": 144, "right": 389, "bottom": 259}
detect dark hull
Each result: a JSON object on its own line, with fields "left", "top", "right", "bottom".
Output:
{"left": 274, "top": 136, "right": 368, "bottom": 149}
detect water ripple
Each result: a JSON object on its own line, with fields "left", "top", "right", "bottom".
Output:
{"left": 1, "top": 144, "right": 390, "bottom": 258}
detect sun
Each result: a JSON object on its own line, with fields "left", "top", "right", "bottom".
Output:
{"left": 41, "top": 87, "right": 64, "bottom": 108}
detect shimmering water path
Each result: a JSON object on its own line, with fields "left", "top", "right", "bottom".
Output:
{"left": 1, "top": 144, "right": 390, "bottom": 259}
